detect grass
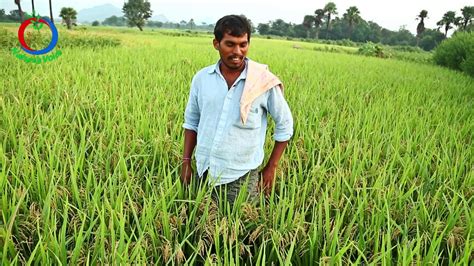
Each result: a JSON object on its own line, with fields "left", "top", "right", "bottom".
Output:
{"left": 0, "top": 24, "right": 473, "bottom": 264}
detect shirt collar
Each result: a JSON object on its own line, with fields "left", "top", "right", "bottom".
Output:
{"left": 207, "top": 57, "right": 249, "bottom": 80}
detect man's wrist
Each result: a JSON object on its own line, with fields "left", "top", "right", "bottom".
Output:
{"left": 266, "top": 160, "right": 278, "bottom": 169}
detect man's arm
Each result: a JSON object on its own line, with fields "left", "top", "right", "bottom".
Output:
{"left": 261, "top": 86, "right": 294, "bottom": 195}
{"left": 181, "top": 129, "right": 197, "bottom": 185}
{"left": 260, "top": 140, "right": 289, "bottom": 195}
{"left": 181, "top": 76, "right": 200, "bottom": 185}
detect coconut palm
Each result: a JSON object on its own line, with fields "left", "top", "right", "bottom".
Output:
{"left": 460, "top": 6, "right": 473, "bottom": 30}
{"left": 416, "top": 10, "right": 428, "bottom": 46}
{"left": 437, "top": 11, "right": 456, "bottom": 37}
{"left": 314, "top": 8, "right": 325, "bottom": 39}
{"left": 302, "top": 15, "right": 314, "bottom": 38}
{"left": 59, "top": 7, "right": 77, "bottom": 29}
{"left": 416, "top": 10, "right": 428, "bottom": 36}
{"left": 323, "top": 2, "right": 337, "bottom": 38}
{"left": 343, "top": 6, "right": 361, "bottom": 39}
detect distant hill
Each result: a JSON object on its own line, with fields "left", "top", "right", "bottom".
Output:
{"left": 151, "top": 14, "right": 169, "bottom": 23}
{"left": 77, "top": 4, "right": 122, "bottom": 23}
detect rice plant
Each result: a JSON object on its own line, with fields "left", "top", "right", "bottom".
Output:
{"left": 0, "top": 24, "right": 473, "bottom": 264}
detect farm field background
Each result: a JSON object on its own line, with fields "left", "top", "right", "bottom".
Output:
{"left": 1, "top": 25, "right": 473, "bottom": 264}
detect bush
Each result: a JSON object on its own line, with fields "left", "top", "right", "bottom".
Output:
{"left": 433, "top": 32, "right": 474, "bottom": 76}
{"left": 358, "top": 42, "right": 392, "bottom": 58}
{"left": 419, "top": 29, "right": 445, "bottom": 51}
{"left": 92, "top": 21, "right": 100, "bottom": 26}
{"left": 460, "top": 55, "right": 474, "bottom": 76}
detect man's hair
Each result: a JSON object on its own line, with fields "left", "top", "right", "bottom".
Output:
{"left": 214, "top": 15, "right": 251, "bottom": 42}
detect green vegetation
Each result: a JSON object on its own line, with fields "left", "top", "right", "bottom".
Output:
{"left": 256, "top": 4, "right": 473, "bottom": 51}
{"left": 1, "top": 2, "right": 472, "bottom": 52}
{"left": 358, "top": 43, "right": 391, "bottom": 58}
{"left": 433, "top": 32, "right": 474, "bottom": 76}
{"left": 1, "top": 25, "right": 473, "bottom": 264}
{"left": 59, "top": 7, "right": 77, "bottom": 30}
{"left": 122, "top": 0, "right": 152, "bottom": 31}
{"left": 102, "top": 15, "right": 127, "bottom": 27}
{"left": 0, "top": 26, "right": 120, "bottom": 50}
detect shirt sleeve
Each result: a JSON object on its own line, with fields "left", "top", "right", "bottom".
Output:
{"left": 267, "top": 86, "right": 293, "bottom": 142}
{"left": 183, "top": 76, "right": 200, "bottom": 133}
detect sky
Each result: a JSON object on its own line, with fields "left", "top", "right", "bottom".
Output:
{"left": 1, "top": 0, "right": 472, "bottom": 34}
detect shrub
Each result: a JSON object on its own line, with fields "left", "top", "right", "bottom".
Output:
{"left": 358, "top": 42, "right": 392, "bottom": 58}
{"left": 460, "top": 55, "right": 474, "bottom": 76}
{"left": 419, "top": 29, "right": 445, "bottom": 51}
{"left": 433, "top": 32, "right": 474, "bottom": 76}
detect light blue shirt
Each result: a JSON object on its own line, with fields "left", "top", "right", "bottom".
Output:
{"left": 183, "top": 58, "right": 293, "bottom": 185}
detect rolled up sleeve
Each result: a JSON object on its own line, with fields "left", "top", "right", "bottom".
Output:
{"left": 183, "top": 77, "right": 200, "bottom": 133}
{"left": 267, "top": 86, "right": 293, "bottom": 142}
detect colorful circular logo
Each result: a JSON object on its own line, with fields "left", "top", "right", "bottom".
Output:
{"left": 18, "top": 17, "right": 58, "bottom": 55}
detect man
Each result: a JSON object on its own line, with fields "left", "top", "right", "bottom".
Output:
{"left": 181, "top": 15, "right": 293, "bottom": 204}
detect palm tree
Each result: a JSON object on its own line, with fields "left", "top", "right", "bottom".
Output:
{"left": 416, "top": 10, "right": 428, "bottom": 36}
{"left": 416, "top": 10, "right": 428, "bottom": 45}
{"left": 188, "top": 18, "right": 195, "bottom": 30}
{"left": 302, "top": 15, "right": 314, "bottom": 38}
{"left": 59, "top": 7, "right": 77, "bottom": 29}
{"left": 314, "top": 8, "right": 325, "bottom": 39}
{"left": 323, "top": 2, "right": 337, "bottom": 38}
{"left": 460, "top": 6, "right": 473, "bottom": 30}
{"left": 49, "top": 0, "right": 54, "bottom": 22}
{"left": 343, "top": 6, "right": 361, "bottom": 39}
{"left": 14, "top": 0, "right": 23, "bottom": 22}
{"left": 437, "top": 11, "right": 456, "bottom": 37}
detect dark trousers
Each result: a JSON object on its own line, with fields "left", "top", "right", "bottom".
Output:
{"left": 198, "top": 169, "right": 260, "bottom": 205}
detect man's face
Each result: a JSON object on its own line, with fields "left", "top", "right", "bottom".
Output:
{"left": 213, "top": 32, "right": 249, "bottom": 71}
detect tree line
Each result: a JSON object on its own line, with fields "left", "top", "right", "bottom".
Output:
{"left": 1, "top": 0, "right": 78, "bottom": 29}
{"left": 256, "top": 3, "right": 473, "bottom": 50}
{"left": 98, "top": 16, "right": 216, "bottom": 31}
{"left": 1, "top": 0, "right": 153, "bottom": 30}
{"left": 1, "top": 0, "right": 472, "bottom": 50}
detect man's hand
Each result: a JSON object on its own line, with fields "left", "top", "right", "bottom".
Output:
{"left": 259, "top": 165, "right": 276, "bottom": 196}
{"left": 181, "top": 160, "right": 193, "bottom": 185}
{"left": 181, "top": 129, "right": 197, "bottom": 185}
{"left": 258, "top": 140, "right": 289, "bottom": 196}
